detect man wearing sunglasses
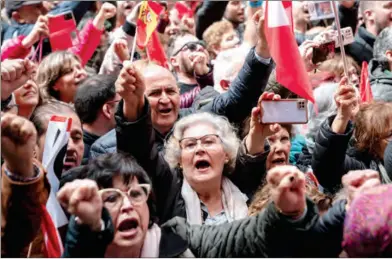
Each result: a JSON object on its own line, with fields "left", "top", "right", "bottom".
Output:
{"left": 74, "top": 75, "right": 121, "bottom": 165}
{"left": 169, "top": 32, "right": 214, "bottom": 109}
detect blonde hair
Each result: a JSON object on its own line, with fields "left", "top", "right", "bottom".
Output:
{"left": 36, "top": 51, "right": 81, "bottom": 104}
{"left": 203, "top": 20, "right": 234, "bottom": 59}
{"left": 164, "top": 112, "right": 240, "bottom": 173}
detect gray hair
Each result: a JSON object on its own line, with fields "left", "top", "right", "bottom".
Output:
{"left": 373, "top": 27, "right": 392, "bottom": 65}
{"left": 164, "top": 112, "right": 240, "bottom": 173}
{"left": 307, "top": 82, "right": 338, "bottom": 142}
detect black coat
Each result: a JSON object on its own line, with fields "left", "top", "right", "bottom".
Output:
{"left": 312, "top": 116, "right": 388, "bottom": 193}
{"left": 62, "top": 199, "right": 346, "bottom": 258}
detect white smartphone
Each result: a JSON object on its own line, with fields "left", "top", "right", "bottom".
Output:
{"left": 260, "top": 99, "right": 308, "bottom": 124}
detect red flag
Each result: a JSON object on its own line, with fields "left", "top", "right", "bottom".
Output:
{"left": 265, "top": 1, "right": 314, "bottom": 103}
{"left": 136, "top": 1, "right": 163, "bottom": 49}
{"left": 146, "top": 31, "right": 169, "bottom": 69}
{"left": 175, "top": 2, "right": 192, "bottom": 19}
{"left": 359, "top": 61, "right": 373, "bottom": 103}
{"left": 40, "top": 205, "right": 63, "bottom": 258}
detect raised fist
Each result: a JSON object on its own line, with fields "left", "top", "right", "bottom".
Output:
{"left": 267, "top": 165, "right": 306, "bottom": 218}
{"left": 57, "top": 179, "right": 103, "bottom": 231}
{"left": 98, "top": 2, "right": 117, "bottom": 20}
{"left": 1, "top": 59, "right": 36, "bottom": 101}
{"left": 335, "top": 77, "right": 359, "bottom": 120}
{"left": 342, "top": 170, "right": 381, "bottom": 208}
{"left": 1, "top": 114, "right": 37, "bottom": 177}
{"left": 114, "top": 39, "right": 130, "bottom": 63}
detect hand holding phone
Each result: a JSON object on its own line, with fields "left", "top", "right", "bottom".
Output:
{"left": 245, "top": 92, "right": 282, "bottom": 155}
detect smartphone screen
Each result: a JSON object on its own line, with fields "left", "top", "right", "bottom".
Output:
{"left": 312, "top": 41, "right": 335, "bottom": 64}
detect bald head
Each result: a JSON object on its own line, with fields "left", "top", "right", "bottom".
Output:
{"left": 360, "top": 1, "right": 392, "bottom": 36}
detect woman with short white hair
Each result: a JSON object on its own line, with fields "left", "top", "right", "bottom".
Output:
{"left": 115, "top": 94, "right": 277, "bottom": 225}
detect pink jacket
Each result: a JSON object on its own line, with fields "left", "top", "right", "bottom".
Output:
{"left": 1, "top": 20, "right": 103, "bottom": 66}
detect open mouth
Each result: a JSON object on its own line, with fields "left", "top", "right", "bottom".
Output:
{"left": 63, "top": 155, "right": 77, "bottom": 171}
{"left": 195, "top": 160, "right": 211, "bottom": 170}
{"left": 118, "top": 218, "right": 139, "bottom": 232}
{"left": 159, "top": 108, "right": 172, "bottom": 115}
{"left": 271, "top": 158, "right": 286, "bottom": 166}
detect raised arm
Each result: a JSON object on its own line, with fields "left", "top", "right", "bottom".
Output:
{"left": 312, "top": 78, "right": 364, "bottom": 193}
{"left": 201, "top": 10, "right": 273, "bottom": 125}
{"left": 195, "top": 0, "right": 229, "bottom": 40}
{"left": 1, "top": 114, "right": 50, "bottom": 257}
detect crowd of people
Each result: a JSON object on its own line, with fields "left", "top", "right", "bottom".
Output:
{"left": 1, "top": 0, "right": 392, "bottom": 257}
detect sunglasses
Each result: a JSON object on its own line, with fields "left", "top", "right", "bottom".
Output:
{"left": 172, "top": 41, "right": 206, "bottom": 56}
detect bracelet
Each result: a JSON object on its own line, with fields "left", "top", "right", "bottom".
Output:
{"left": 4, "top": 165, "right": 40, "bottom": 182}
{"left": 249, "top": 0, "right": 263, "bottom": 8}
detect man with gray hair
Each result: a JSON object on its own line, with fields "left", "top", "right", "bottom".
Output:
{"left": 369, "top": 27, "right": 392, "bottom": 102}
{"left": 346, "top": 1, "right": 392, "bottom": 64}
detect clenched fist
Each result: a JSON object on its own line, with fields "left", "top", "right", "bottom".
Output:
{"left": 94, "top": 2, "right": 117, "bottom": 30}
{"left": 1, "top": 59, "right": 36, "bottom": 101}
{"left": 267, "top": 165, "right": 306, "bottom": 218}
{"left": 57, "top": 179, "right": 103, "bottom": 231}
{"left": 116, "top": 61, "right": 146, "bottom": 121}
{"left": 1, "top": 114, "right": 37, "bottom": 177}
{"left": 342, "top": 170, "right": 381, "bottom": 209}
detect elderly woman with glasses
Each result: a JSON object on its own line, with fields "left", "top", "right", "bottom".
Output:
{"left": 312, "top": 77, "right": 392, "bottom": 193}
{"left": 60, "top": 155, "right": 348, "bottom": 258}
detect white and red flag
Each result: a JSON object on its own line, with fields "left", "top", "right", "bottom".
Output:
{"left": 265, "top": 0, "right": 315, "bottom": 103}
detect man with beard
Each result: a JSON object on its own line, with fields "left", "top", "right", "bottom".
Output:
{"left": 223, "top": 1, "right": 246, "bottom": 42}
{"left": 169, "top": 32, "right": 214, "bottom": 108}
{"left": 347, "top": 1, "right": 392, "bottom": 64}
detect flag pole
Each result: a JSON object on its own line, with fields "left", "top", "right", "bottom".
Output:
{"left": 130, "top": 28, "right": 138, "bottom": 63}
{"left": 332, "top": 1, "right": 350, "bottom": 81}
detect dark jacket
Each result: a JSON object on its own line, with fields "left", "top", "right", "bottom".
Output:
{"left": 90, "top": 47, "right": 273, "bottom": 159}
{"left": 385, "top": 141, "right": 392, "bottom": 175}
{"left": 195, "top": 1, "right": 229, "bottom": 40}
{"left": 82, "top": 130, "right": 100, "bottom": 165}
{"left": 312, "top": 116, "right": 389, "bottom": 194}
{"left": 2, "top": 1, "right": 93, "bottom": 57}
{"left": 116, "top": 100, "right": 269, "bottom": 223}
{"left": 346, "top": 25, "right": 375, "bottom": 65}
{"left": 368, "top": 59, "right": 392, "bottom": 102}
{"left": 63, "top": 199, "right": 346, "bottom": 258}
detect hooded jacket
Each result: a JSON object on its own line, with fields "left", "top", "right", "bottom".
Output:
{"left": 368, "top": 59, "right": 392, "bottom": 102}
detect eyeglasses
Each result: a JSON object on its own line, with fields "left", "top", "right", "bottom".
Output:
{"left": 172, "top": 41, "right": 206, "bottom": 56}
{"left": 98, "top": 184, "right": 151, "bottom": 210}
{"left": 179, "top": 134, "right": 221, "bottom": 152}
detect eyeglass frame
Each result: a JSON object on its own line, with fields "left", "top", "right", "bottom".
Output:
{"left": 98, "top": 183, "right": 152, "bottom": 209}
{"left": 105, "top": 98, "right": 122, "bottom": 106}
{"left": 179, "top": 134, "right": 222, "bottom": 152}
{"left": 172, "top": 41, "right": 207, "bottom": 57}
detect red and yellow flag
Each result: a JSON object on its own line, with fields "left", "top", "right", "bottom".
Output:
{"left": 136, "top": 1, "right": 163, "bottom": 49}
